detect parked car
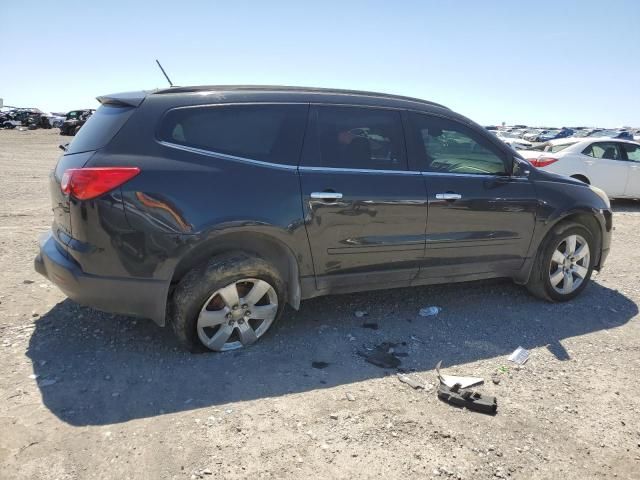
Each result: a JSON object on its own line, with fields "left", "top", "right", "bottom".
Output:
{"left": 538, "top": 128, "right": 574, "bottom": 142}
{"left": 523, "top": 129, "right": 549, "bottom": 142}
{"left": 520, "top": 138, "right": 640, "bottom": 199}
{"left": 589, "top": 129, "right": 634, "bottom": 140}
{"left": 574, "top": 128, "right": 602, "bottom": 138}
{"left": 59, "top": 109, "right": 95, "bottom": 135}
{"left": 44, "top": 113, "right": 66, "bottom": 128}
{"left": 34, "top": 86, "right": 612, "bottom": 352}
{"left": 1, "top": 108, "right": 46, "bottom": 129}
{"left": 493, "top": 131, "right": 533, "bottom": 150}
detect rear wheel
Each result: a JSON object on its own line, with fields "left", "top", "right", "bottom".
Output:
{"left": 169, "top": 253, "right": 285, "bottom": 352}
{"left": 526, "top": 223, "right": 595, "bottom": 302}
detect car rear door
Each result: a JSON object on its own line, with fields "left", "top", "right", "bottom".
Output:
{"left": 620, "top": 142, "right": 640, "bottom": 197}
{"left": 581, "top": 141, "right": 628, "bottom": 197}
{"left": 405, "top": 112, "right": 537, "bottom": 279}
{"left": 299, "top": 105, "right": 428, "bottom": 291}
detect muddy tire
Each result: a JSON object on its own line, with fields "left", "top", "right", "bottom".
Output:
{"left": 169, "top": 252, "right": 286, "bottom": 353}
{"left": 526, "top": 222, "right": 595, "bottom": 302}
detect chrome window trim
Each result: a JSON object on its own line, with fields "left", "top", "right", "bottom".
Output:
{"left": 159, "top": 141, "right": 298, "bottom": 171}
{"left": 298, "top": 165, "right": 420, "bottom": 176}
{"left": 420, "top": 171, "right": 507, "bottom": 179}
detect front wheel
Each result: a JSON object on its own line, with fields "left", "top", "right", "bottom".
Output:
{"left": 169, "top": 253, "right": 285, "bottom": 352}
{"left": 526, "top": 223, "right": 595, "bottom": 302}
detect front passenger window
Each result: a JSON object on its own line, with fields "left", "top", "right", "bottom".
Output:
{"left": 408, "top": 113, "right": 507, "bottom": 175}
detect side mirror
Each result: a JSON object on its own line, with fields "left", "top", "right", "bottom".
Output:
{"left": 512, "top": 157, "right": 530, "bottom": 177}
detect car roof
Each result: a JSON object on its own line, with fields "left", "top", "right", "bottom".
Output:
{"left": 147, "top": 84, "right": 450, "bottom": 110}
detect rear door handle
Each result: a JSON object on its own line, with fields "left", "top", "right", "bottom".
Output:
{"left": 311, "top": 191, "right": 343, "bottom": 200}
{"left": 435, "top": 193, "right": 462, "bottom": 200}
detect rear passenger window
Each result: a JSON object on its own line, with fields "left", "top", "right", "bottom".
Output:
{"left": 622, "top": 143, "right": 640, "bottom": 162}
{"left": 407, "top": 113, "right": 507, "bottom": 175}
{"left": 302, "top": 106, "right": 406, "bottom": 170}
{"left": 582, "top": 142, "right": 622, "bottom": 160}
{"left": 158, "top": 104, "right": 308, "bottom": 165}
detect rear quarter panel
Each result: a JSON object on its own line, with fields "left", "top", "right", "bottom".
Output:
{"left": 86, "top": 94, "right": 314, "bottom": 281}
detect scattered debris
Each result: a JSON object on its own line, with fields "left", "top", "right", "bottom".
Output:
{"left": 435, "top": 361, "right": 497, "bottom": 415}
{"left": 23, "top": 280, "right": 34, "bottom": 284}
{"left": 361, "top": 322, "right": 379, "bottom": 330}
{"left": 345, "top": 392, "right": 356, "bottom": 401}
{"left": 435, "top": 359, "right": 484, "bottom": 389}
{"left": 397, "top": 373, "right": 425, "bottom": 389}
{"left": 491, "top": 375, "right": 501, "bottom": 385}
{"left": 439, "top": 373, "right": 484, "bottom": 389}
{"left": 329, "top": 413, "right": 339, "bottom": 420}
{"left": 312, "top": 361, "right": 329, "bottom": 369}
{"left": 354, "top": 310, "right": 368, "bottom": 318}
{"left": 358, "top": 342, "right": 402, "bottom": 369}
{"left": 508, "top": 346, "right": 530, "bottom": 365}
{"left": 419, "top": 306, "right": 441, "bottom": 317}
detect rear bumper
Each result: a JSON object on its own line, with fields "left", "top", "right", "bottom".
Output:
{"left": 35, "top": 231, "right": 169, "bottom": 325}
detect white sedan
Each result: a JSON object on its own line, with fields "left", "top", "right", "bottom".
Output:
{"left": 519, "top": 138, "right": 640, "bottom": 199}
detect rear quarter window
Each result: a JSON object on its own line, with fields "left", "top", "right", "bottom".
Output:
{"left": 158, "top": 104, "right": 309, "bottom": 166}
{"left": 67, "top": 105, "right": 135, "bottom": 154}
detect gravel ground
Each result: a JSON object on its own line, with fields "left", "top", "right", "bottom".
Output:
{"left": 1, "top": 129, "right": 639, "bottom": 480}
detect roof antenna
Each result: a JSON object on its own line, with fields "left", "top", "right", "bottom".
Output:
{"left": 155, "top": 59, "right": 174, "bottom": 87}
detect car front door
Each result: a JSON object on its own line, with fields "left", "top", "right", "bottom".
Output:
{"left": 405, "top": 112, "right": 537, "bottom": 279}
{"left": 299, "top": 105, "right": 428, "bottom": 291}
{"left": 620, "top": 142, "right": 640, "bottom": 198}
{"left": 581, "top": 141, "right": 628, "bottom": 197}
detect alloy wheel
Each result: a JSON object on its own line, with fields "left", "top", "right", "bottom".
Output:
{"left": 196, "top": 278, "right": 278, "bottom": 351}
{"left": 548, "top": 234, "right": 590, "bottom": 295}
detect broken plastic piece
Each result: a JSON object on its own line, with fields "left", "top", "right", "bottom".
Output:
{"left": 397, "top": 373, "right": 424, "bottom": 389}
{"left": 508, "top": 346, "right": 530, "bottom": 365}
{"left": 435, "top": 360, "right": 484, "bottom": 388}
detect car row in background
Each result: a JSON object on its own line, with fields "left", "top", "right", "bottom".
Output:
{"left": 0, "top": 108, "right": 64, "bottom": 130}
{"left": 488, "top": 125, "right": 640, "bottom": 149}
{"left": 0, "top": 107, "right": 94, "bottom": 135}
{"left": 518, "top": 137, "right": 640, "bottom": 200}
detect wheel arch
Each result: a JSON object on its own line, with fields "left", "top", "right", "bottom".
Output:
{"left": 516, "top": 207, "right": 605, "bottom": 285}
{"left": 570, "top": 174, "right": 590, "bottom": 185}
{"left": 544, "top": 209, "right": 603, "bottom": 267}
{"left": 169, "top": 231, "right": 302, "bottom": 310}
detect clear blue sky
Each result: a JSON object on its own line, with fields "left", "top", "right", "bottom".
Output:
{"left": 2, "top": 0, "right": 639, "bottom": 127}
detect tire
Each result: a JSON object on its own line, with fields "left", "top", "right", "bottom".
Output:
{"left": 526, "top": 222, "right": 595, "bottom": 302}
{"left": 169, "top": 252, "right": 286, "bottom": 353}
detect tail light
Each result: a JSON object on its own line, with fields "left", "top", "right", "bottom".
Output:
{"left": 527, "top": 157, "right": 558, "bottom": 168}
{"left": 61, "top": 167, "right": 140, "bottom": 200}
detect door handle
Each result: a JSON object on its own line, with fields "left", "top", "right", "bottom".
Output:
{"left": 435, "top": 193, "right": 462, "bottom": 201}
{"left": 311, "top": 191, "right": 343, "bottom": 200}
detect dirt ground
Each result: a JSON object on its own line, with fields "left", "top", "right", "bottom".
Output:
{"left": 1, "top": 129, "right": 639, "bottom": 480}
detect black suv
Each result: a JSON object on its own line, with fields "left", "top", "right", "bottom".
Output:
{"left": 35, "top": 86, "right": 612, "bottom": 352}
